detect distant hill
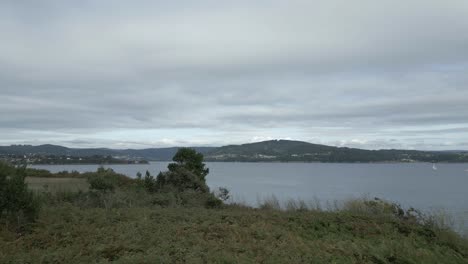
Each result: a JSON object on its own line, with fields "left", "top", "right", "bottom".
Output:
{"left": 0, "top": 145, "right": 215, "bottom": 161}
{"left": 1, "top": 140, "right": 468, "bottom": 163}
{"left": 203, "top": 140, "right": 468, "bottom": 163}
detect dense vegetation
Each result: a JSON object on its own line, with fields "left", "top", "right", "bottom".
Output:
{"left": 0, "top": 163, "right": 40, "bottom": 228}
{"left": 1, "top": 149, "right": 468, "bottom": 263}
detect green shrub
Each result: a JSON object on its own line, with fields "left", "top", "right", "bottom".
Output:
{"left": 143, "top": 171, "right": 158, "bottom": 193}
{"left": 151, "top": 192, "right": 177, "bottom": 207}
{"left": 86, "top": 167, "right": 137, "bottom": 192}
{"left": 24, "top": 168, "right": 53, "bottom": 177}
{"left": 156, "top": 169, "right": 209, "bottom": 193}
{"left": 24, "top": 168, "right": 85, "bottom": 178}
{"left": 139, "top": 149, "right": 212, "bottom": 196}
{"left": 88, "top": 175, "right": 115, "bottom": 192}
{"left": 0, "top": 162, "right": 41, "bottom": 227}
{"left": 205, "top": 195, "right": 223, "bottom": 209}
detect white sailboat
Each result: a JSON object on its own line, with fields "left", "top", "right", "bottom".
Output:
{"left": 432, "top": 163, "right": 437, "bottom": 170}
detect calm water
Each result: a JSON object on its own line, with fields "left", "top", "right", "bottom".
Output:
{"left": 31, "top": 162, "right": 468, "bottom": 231}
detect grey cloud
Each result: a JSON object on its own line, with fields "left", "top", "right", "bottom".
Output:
{"left": 2, "top": 1, "right": 468, "bottom": 76}
{"left": 1, "top": 1, "right": 468, "bottom": 150}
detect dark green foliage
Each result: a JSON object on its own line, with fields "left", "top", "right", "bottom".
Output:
{"left": 142, "top": 170, "right": 157, "bottom": 193}
{"left": 156, "top": 169, "right": 209, "bottom": 193}
{"left": 86, "top": 167, "right": 136, "bottom": 192}
{"left": 150, "top": 192, "right": 176, "bottom": 207}
{"left": 88, "top": 176, "right": 115, "bottom": 192}
{"left": 0, "top": 162, "right": 40, "bottom": 226}
{"left": 168, "top": 148, "right": 209, "bottom": 180}
{"left": 24, "top": 168, "right": 85, "bottom": 178}
{"left": 23, "top": 168, "right": 53, "bottom": 177}
{"left": 205, "top": 195, "right": 223, "bottom": 208}
{"left": 141, "top": 148, "right": 211, "bottom": 193}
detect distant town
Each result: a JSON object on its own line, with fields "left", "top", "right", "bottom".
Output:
{"left": 0, "top": 153, "right": 148, "bottom": 165}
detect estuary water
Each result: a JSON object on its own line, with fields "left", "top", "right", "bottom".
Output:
{"left": 31, "top": 162, "right": 468, "bottom": 231}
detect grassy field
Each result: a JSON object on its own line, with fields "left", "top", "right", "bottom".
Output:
{"left": 1, "top": 198, "right": 468, "bottom": 263}
{"left": 25, "top": 177, "right": 89, "bottom": 193}
{"left": 1, "top": 164, "right": 468, "bottom": 263}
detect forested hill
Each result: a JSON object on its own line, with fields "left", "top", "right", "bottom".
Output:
{"left": 203, "top": 140, "right": 468, "bottom": 163}
{"left": 0, "top": 144, "right": 214, "bottom": 161}
{"left": 1, "top": 140, "right": 468, "bottom": 162}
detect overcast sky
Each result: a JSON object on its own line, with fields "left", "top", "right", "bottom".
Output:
{"left": 1, "top": 0, "right": 468, "bottom": 150}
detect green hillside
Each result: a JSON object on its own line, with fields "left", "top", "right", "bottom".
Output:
{"left": 204, "top": 140, "right": 468, "bottom": 162}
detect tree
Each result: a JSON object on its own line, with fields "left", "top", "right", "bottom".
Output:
{"left": 0, "top": 162, "right": 40, "bottom": 225}
{"left": 151, "top": 148, "right": 210, "bottom": 193}
{"left": 167, "top": 148, "right": 209, "bottom": 180}
{"left": 156, "top": 169, "right": 209, "bottom": 193}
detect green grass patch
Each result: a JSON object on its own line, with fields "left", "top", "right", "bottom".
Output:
{"left": 26, "top": 177, "right": 89, "bottom": 193}
{"left": 1, "top": 205, "right": 467, "bottom": 263}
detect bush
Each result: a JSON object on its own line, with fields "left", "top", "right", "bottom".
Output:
{"left": 0, "top": 162, "right": 41, "bottom": 227}
{"left": 205, "top": 195, "right": 223, "bottom": 209}
{"left": 24, "top": 168, "right": 53, "bottom": 177}
{"left": 88, "top": 175, "right": 115, "bottom": 192}
{"left": 156, "top": 169, "right": 209, "bottom": 193}
{"left": 143, "top": 171, "right": 158, "bottom": 193}
{"left": 86, "top": 167, "right": 136, "bottom": 192}
{"left": 151, "top": 192, "right": 177, "bottom": 207}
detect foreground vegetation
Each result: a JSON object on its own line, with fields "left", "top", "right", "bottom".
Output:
{"left": 1, "top": 149, "right": 468, "bottom": 263}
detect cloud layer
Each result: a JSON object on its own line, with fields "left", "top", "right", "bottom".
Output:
{"left": 1, "top": 0, "right": 468, "bottom": 149}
